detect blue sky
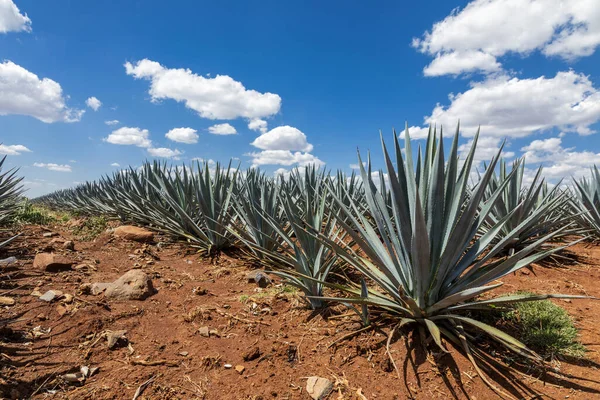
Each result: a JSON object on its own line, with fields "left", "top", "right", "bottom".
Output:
{"left": 1, "top": 0, "right": 600, "bottom": 197}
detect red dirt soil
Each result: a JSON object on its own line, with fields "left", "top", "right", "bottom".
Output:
{"left": 1, "top": 224, "right": 600, "bottom": 399}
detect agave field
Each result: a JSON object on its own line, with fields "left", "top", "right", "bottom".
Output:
{"left": 3, "top": 128, "right": 600, "bottom": 399}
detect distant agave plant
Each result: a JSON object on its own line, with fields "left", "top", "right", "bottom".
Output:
{"left": 237, "top": 165, "right": 342, "bottom": 309}
{"left": 479, "top": 159, "right": 573, "bottom": 255}
{"left": 311, "top": 125, "right": 584, "bottom": 391}
{"left": 573, "top": 166, "right": 600, "bottom": 237}
{"left": 231, "top": 168, "right": 286, "bottom": 259}
{"left": 0, "top": 155, "right": 25, "bottom": 226}
{"left": 143, "top": 160, "right": 239, "bottom": 254}
{"left": 0, "top": 155, "right": 24, "bottom": 249}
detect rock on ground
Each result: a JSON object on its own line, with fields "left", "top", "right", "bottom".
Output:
{"left": 0, "top": 296, "right": 15, "bottom": 306}
{"left": 306, "top": 376, "right": 333, "bottom": 400}
{"left": 113, "top": 226, "right": 154, "bottom": 242}
{"left": 33, "top": 253, "right": 73, "bottom": 272}
{"left": 246, "top": 270, "right": 271, "bottom": 288}
{"left": 102, "top": 270, "right": 154, "bottom": 300}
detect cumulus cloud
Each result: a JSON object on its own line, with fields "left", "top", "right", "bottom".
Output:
{"left": 208, "top": 123, "right": 237, "bottom": 135}
{"left": 125, "top": 59, "right": 281, "bottom": 120}
{"left": 459, "top": 136, "right": 515, "bottom": 166}
{"left": 0, "top": 0, "right": 31, "bottom": 33}
{"left": 86, "top": 96, "right": 102, "bottom": 111}
{"left": 105, "top": 120, "right": 120, "bottom": 126}
{"left": 0, "top": 61, "right": 84, "bottom": 123}
{"left": 165, "top": 127, "right": 199, "bottom": 144}
{"left": 519, "top": 137, "right": 600, "bottom": 181}
{"left": 414, "top": 72, "right": 600, "bottom": 138}
{"left": 251, "top": 125, "right": 313, "bottom": 152}
{"left": 33, "top": 162, "right": 72, "bottom": 172}
{"left": 248, "top": 118, "right": 268, "bottom": 133}
{"left": 248, "top": 150, "right": 324, "bottom": 168}
{"left": 104, "top": 127, "right": 152, "bottom": 148}
{"left": 192, "top": 157, "right": 216, "bottom": 166}
{"left": 423, "top": 51, "right": 502, "bottom": 77}
{"left": 110, "top": 162, "right": 120, "bottom": 167}
{"left": 349, "top": 162, "right": 367, "bottom": 170}
{"left": 414, "top": 0, "right": 600, "bottom": 76}
{"left": 148, "top": 147, "right": 182, "bottom": 158}
{"left": 0, "top": 144, "right": 31, "bottom": 155}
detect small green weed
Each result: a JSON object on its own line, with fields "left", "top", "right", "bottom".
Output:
{"left": 72, "top": 216, "right": 108, "bottom": 240}
{"left": 503, "top": 295, "right": 585, "bottom": 359}
{"left": 13, "top": 201, "right": 56, "bottom": 225}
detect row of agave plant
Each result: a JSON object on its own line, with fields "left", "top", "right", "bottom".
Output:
{"left": 33, "top": 126, "right": 600, "bottom": 395}
{"left": 0, "top": 155, "right": 24, "bottom": 249}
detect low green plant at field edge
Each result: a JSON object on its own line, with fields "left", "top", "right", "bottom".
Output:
{"left": 12, "top": 201, "right": 56, "bottom": 225}
{"left": 72, "top": 216, "right": 108, "bottom": 240}
{"left": 504, "top": 296, "right": 585, "bottom": 359}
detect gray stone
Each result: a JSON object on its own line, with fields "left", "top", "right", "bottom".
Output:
{"left": 39, "top": 290, "right": 64, "bottom": 302}
{"left": 198, "top": 326, "right": 210, "bottom": 337}
{"left": 246, "top": 270, "right": 271, "bottom": 288}
{"left": 306, "top": 376, "right": 333, "bottom": 400}
{"left": 103, "top": 270, "right": 154, "bottom": 301}
{"left": 106, "top": 330, "right": 127, "bottom": 349}
{"left": 90, "top": 282, "right": 112, "bottom": 295}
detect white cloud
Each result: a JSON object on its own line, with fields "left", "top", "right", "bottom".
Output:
{"left": 125, "top": 59, "right": 281, "bottom": 120}
{"left": 148, "top": 147, "right": 182, "bottom": 158}
{"left": 519, "top": 137, "right": 600, "bottom": 181}
{"left": 0, "top": 61, "right": 84, "bottom": 123}
{"left": 248, "top": 118, "right": 268, "bottom": 133}
{"left": 105, "top": 127, "right": 152, "bottom": 148}
{"left": 86, "top": 96, "right": 102, "bottom": 111}
{"left": 0, "top": 0, "right": 31, "bottom": 33}
{"left": 105, "top": 120, "right": 120, "bottom": 126}
{"left": 414, "top": 0, "right": 600, "bottom": 76}
{"left": 0, "top": 144, "right": 31, "bottom": 155}
{"left": 208, "top": 123, "right": 237, "bottom": 135}
{"left": 251, "top": 125, "right": 313, "bottom": 152}
{"left": 33, "top": 162, "right": 72, "bottom": 172}
{"left": 399, "top": 125, "right": 432, "bottom": 140}
{"left": 423, "top": 51, "right": 502, "bottom": 77}
{"left": 110, "top": 162, "right": 120, "bottom": 167}
{"left": 418, "top": 72, "right": 600, "bottom": 138}
{"left": 349, "top": 162, "right": 366, "bottom": 170}
{"left": 165, "top": 127, "right": 199, "bottom": 144}
{"left": 248, "top": 150, "right": 324, "bottom": 168}
{"left": 192, "top": 157, "right": 216, "bottom": 166}
{"left": 459, "top": 136, "right": 515, "bottom": 166}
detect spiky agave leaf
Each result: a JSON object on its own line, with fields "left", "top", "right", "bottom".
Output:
{"left": 307, "top": 124, "right": 587, "bottom": 387}
{"left": 0, "top": 155, "right": 24, "bottom": 250}
{"left": 0, "top": 155, "right": 25, "bottom": 226}
{"left": 573, "top": 166, "right": 600, "bottom": 238}
{"left": 479, "top": 159, "right": 574, "bottom": 255}
{"left": 230, "top": 168, "right": 286, "bottom": 259}
{"left": 236, "top": 165, "right": 342, "bottom": 309}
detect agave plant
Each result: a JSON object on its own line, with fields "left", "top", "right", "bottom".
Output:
{"left": 133, "top": 160, "right": 239, "bottom": 254}
{"left": 310, "top": 125, "right": 584, "bottom": 391}
{"left": 236, "top": 165, "right": 342, "bottom": 309}
{"left": 230, "top": 168, "right": 286, "bottom": 259}
{"left": 573, "top": 166, "right": 600, "bottom": 238}
{"left": 0, "top": 155, "right": 24, "bottom": 250}
{"left": 0, "top": 155, "right": 25, "bottom": 226}
{"left": 479, "top": 159, "right": 574, "bottom": 255}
